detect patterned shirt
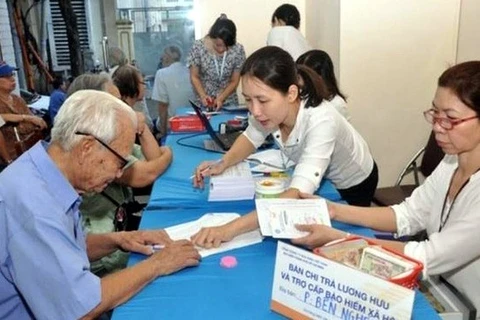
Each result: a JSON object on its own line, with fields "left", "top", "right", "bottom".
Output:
{"left": 187, "top": 39, "right": 246, "bottom": 106}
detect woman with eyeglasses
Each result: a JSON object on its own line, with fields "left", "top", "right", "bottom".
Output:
{"left": 290, "top": 61, "right": 480, "bottom": 314}
{"left": 191, "top": 46, "right": 377, "bottom": 246}
{"left": 187, "top": 14, "right": 246, "bottom": 110}
{"left": 68, "top": 73, "right": 172, "bottom": 276}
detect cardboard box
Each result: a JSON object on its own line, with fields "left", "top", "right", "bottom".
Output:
{"left": 169, "top": 115, "right": 205, "bottom": 132}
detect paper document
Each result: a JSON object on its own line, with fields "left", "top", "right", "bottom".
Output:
{"left": 208, "top": 162, "right": 255, "bottom": 201}
{"left": 256, "top": 198, "right": 331, "bottom": 239}
{"left": 248, "top": 149, "right": 295, "bottom": 173}
{"left": 165, "top": 213, "right": 263, "bottom": 257}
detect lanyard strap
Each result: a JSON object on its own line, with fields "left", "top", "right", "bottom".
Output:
{"left": 439, "top": 168, "right": 478, "bottom": 231}
{"left": 214, "top": 51, "right": 227, "bottom": 80}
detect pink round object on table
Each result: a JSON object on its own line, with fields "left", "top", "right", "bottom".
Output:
{"left": 220, "top": 255, "right": 238, "bottom": 268}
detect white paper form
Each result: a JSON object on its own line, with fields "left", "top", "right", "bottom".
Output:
{"left": 255, "top": 199, "right": 331, "bottom": 239}
{"left": 208, "top": 162, "right": 255, "bottom": 201}
{"left": 165, "top": 213, "right": 263, "bottom": 257}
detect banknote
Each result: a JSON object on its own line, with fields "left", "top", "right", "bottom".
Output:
{"left": 360, "top": 247, "right": 413, "bottom": 279}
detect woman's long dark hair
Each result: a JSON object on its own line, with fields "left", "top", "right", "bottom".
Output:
{"left": 241, "top": 46, "right": 328, "bottom": 108}
{"left": 297, "top": 50, "right": 346, "bottom": 101}
{"left": 208, "top": 14, "right": 237, "bottom": 47}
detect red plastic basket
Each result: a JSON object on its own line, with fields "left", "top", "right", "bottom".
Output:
{"left": 313, "top": 236, "right": 423, "bottom": 289}
{"left": 169, "top": 115, "right": 206, "bottom": 132}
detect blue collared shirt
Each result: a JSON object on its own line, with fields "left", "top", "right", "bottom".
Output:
{"left": 48, "top": 89, "right": 66, "bottom": 122}
{"left": 0, "top": 142, "right": 101, "bottom": 319}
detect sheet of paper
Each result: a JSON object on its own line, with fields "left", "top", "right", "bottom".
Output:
{"left": 208, "top": 162, "right": 255, "bottom": 201}
{"left": 165, "top": 213, "right": 263, "bottom": 257}
{"left": 256, "top": 198, "right": 331, "bottom": 239}
{"left": 247, "top": 149, "right": 295, "bottom": 173}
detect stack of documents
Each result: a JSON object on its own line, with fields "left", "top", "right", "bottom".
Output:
{"left": 255, "top": 198, "right": 331, "bottom": 238}
{"left": 208, "top": 162, "right": 255, "bottom": 201}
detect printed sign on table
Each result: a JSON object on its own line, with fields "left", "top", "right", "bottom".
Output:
{"left": 271, "top": 242, "right": 415, "bottom": 320}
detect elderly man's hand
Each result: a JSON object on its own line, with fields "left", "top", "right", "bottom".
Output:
{"left": 151, "top": 240, "right": 201, "bottom": 276}
{"left": 116, "top": 230, "right": 173, "bottom": 255}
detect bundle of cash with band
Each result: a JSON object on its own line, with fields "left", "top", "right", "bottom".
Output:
{"left": 317, "top": 238, "right": 369, "bottom": 268}
{"left": 359, "top": 247, "right": 416, "bottom": 279}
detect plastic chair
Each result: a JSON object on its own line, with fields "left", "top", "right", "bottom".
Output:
{"left": 372, "top": 131, "right": 444, "bottom": 206}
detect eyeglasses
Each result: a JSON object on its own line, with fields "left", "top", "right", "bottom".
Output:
{"left": 75, "top": 131, "right": 129, "bottom": 170}
{"left": 423, "top": 109, "right": 479, "bottom": 130}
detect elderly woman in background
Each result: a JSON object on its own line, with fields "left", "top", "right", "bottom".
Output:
{"left": 0, "top": 61, "right": 47, "bottom": 165}
{"left": 267, "top": 4, "right": 311, "bottom": 60}
{"left": 188, "top": 14, "right": 246, "bottom": 110}
{"left": 68, "top": 73, "right": 173, "bottom": 276}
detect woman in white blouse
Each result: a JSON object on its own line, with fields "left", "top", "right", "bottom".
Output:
{"left": 191, "top": 46, "right": 377, "bottom": 247}
{"left": 297, "top": 50, "right": 351, "bottom": 121}
{"left": 293, "top": 61, "right": 480, "bottom": 316}
{"left": 267, "top": 4, "right": 311, "bottom": 61}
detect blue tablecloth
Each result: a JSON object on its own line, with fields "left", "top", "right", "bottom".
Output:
{"left": 112, "top": 208, "right": 440, "bottom": 320}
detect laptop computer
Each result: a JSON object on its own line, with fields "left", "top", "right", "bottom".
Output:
{"left": 189, "top": 100, "right": 242, "bottom": 151}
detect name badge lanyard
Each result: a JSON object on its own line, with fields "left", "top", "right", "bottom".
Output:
{"left": 214, "top": 51, "right": 227, "bottom": 81}
{"left": 439, "top": 169, "right": 478, "bottom": 231}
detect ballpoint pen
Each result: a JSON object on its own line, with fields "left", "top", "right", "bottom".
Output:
{"left": 190, "top": 159, "right": 224, "bottom": 179}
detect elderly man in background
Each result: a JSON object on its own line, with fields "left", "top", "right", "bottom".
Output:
{"left": 0, "top": 90, "right": 200, "bottom": 320}
{"left": 152, "top": 45, "right": 195, "bottom": 138}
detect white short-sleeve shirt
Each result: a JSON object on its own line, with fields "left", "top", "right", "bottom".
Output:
{"left": 243, "top": 100, "right": 374, "bottom": 193}
{"left": 151, "top": 62, "right": 195, "bottom": 116}
{"left": 0, "top": 116, "right": 5, "bottom": 127}
{"left": 266, "top": 26, "right": 312, "bottom": 61}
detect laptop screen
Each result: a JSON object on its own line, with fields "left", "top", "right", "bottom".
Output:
{"left": 189, "top": 100, "right": 227, "bottom": 150}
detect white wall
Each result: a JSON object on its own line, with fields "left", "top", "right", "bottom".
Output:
{"left": 339, "top": 0, "right": 460, "bottom": 186}
{"left": 457, "top": 0, "right": 480, "bottom": 62}
{"left": 305, "top": 0, "right": 340, "bottom": 77}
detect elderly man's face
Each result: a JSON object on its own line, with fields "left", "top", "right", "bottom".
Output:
{"left": 80, "top": 113, "right": 136, "bottom": 193}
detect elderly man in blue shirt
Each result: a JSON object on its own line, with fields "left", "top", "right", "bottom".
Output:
{"left": 0, "top": 90, "right": 200, "bottom": 320}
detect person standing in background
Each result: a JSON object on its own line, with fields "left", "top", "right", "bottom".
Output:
{"left": 48, "top": 75, "right": 67, "bottom": 123}
{"left": 267, "top": 4, "right": 311, "bottom": 61}
{"left": 188, "top": 14, "right": 246, "bottom": 110}
{"left": 152, "top": 45, "right": 195, "bottom": 138}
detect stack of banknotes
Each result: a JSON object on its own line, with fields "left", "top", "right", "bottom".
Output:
{"left": 317, "top": 238, "right": 416, "bottom": 280}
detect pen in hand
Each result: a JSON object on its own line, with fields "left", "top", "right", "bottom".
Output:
{"left": 190, "top": 159, "right": 224, "bottom": 179}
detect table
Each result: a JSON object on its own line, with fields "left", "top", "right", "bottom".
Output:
{"left": 112, "top": 107, "right": 440, "bottom": 319}
{"left": 112, "top": 208, "right": 440, "bottom": 319}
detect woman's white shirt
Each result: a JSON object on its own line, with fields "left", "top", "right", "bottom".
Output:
{"left": 266, "top": 26, "right": 311, "bottom": 61}
{"left": 393, "top": 155, "right": 480, "bottom": 313}
{"left": 329, "top": 95, "right": 351, "bottom": 121}
{"left": 243, "top": 100, "right": 374, "bottom": 193}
